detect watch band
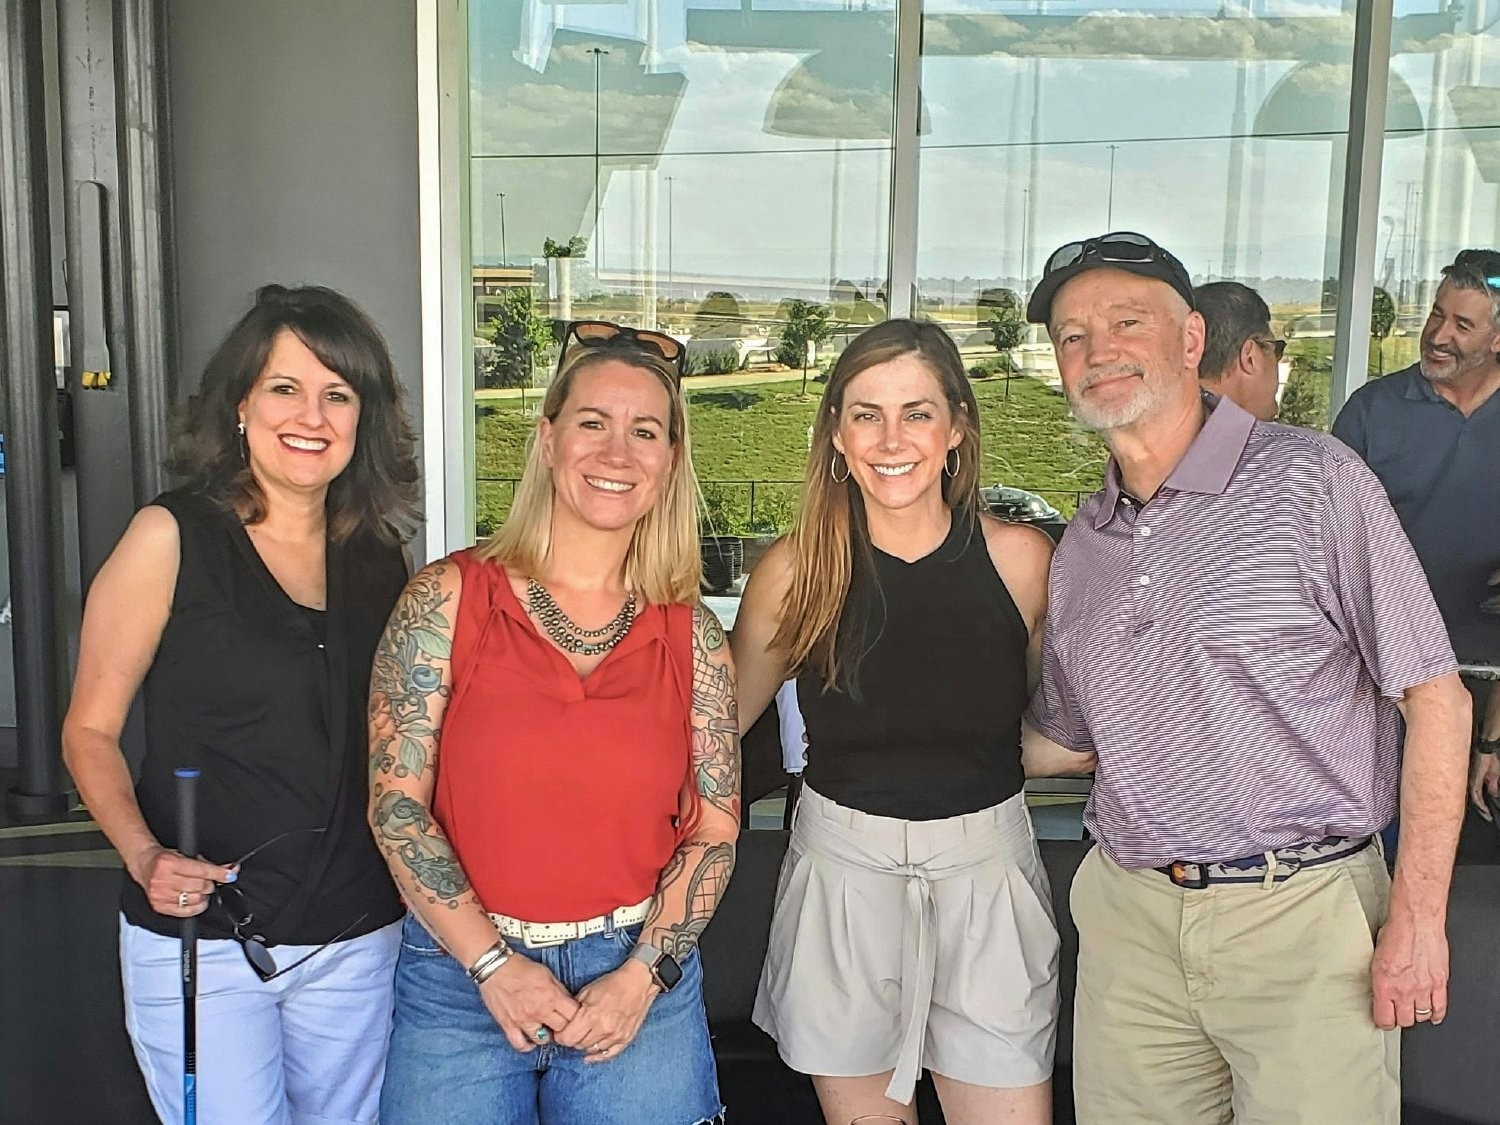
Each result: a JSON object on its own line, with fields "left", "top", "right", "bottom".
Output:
{"left": 629, "top": 943, "right": 682, "bottom": 992}
{"left": 1477, "top": 735, "right": 1500, "bottom": 755}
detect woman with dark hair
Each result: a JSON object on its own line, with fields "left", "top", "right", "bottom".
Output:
{"left": 370, "top": 320, "right": 737, "bottom": 1125}
{"left": 731, "top": 318, "right": 1091, "bottom": 1125}
{"left": 63, "top": 284, "right": 420, "bottom": 1124}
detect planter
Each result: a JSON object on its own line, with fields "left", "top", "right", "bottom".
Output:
{"left": 700, "top": 535, "right": 745, "bottom": 594}
{"left": 547, "top": 256, "right": 574, "bottom": 321}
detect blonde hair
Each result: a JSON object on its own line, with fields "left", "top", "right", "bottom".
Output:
{"left": 476, "top": 345, "right": 701, "bottom": 605}
{"left": 772, "top": 318, "right": 981, "bottom": 693}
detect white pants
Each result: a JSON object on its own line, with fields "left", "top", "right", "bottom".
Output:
{"left": 120, "top": 915, "right": 402, "bottom": 1125}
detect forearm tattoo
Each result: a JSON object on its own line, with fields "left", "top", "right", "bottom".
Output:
{"left": 642, "top": 840, "right": 737, "bottom": 959}
{"left": 691, "top": 606, "right": 741, "bottom": 820}
{"left": 372, "top": 790, "right": 470, "bottom": 903}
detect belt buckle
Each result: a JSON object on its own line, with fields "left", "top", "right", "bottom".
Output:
{"left": 519, "top": 921, "right": 574, "bottom": 949}
{"left": 1166, "top": 861, "right": 1209, "bottom": 889}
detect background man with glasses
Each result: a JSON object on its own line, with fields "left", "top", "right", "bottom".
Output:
{"left": 1193, "top": 281, "right": 1284, "bottom": 422}
{"left": 1333, "top": 250, "right": 1500, "bottom": 822}
{"left": 1020, "top": 231, "right": 1470, "bottom": 1123}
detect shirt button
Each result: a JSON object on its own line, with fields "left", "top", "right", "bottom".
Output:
{"left": 1138, "top": 526, "right": 1152, "bottom": 538}
{"left": 1138, "top": 575, "right": 1151, "bottom": 586}
{"left": 317, "top": 643, "right": 326, "bottom": 650}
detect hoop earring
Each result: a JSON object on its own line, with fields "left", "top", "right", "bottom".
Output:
{"left": 945, "top": 448, "right": 960, "bottom": 478}
{"left": 830, "top": 452, "right": 850, "bottom": 484}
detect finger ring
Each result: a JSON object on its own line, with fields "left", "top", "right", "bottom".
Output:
{"left": 1415, "top": 1007, "right": 1433, "bottom": 1016}
{"left": 589, "top": 1042, "right": 608, "bottom": 1053}
{"left": 177, "top": 890, "right": 189, "bottom": 908}
{"left": 532, "top": 1026, "right": 551, "bottom": 1044}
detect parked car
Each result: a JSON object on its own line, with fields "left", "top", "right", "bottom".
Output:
{"left": 980, "top": 484, "right": 1067, "bottom": 542}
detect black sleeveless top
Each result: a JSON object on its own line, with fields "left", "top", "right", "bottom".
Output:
{"left": 797, "top": 515, "right": 1030, "bottom": 821}
{"left": 122, "top": 489, "right": 406, "bottom": 945}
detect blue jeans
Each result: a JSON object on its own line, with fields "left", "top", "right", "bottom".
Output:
{"left": 380, "top": 914, "right": 723, "bottom": 1125}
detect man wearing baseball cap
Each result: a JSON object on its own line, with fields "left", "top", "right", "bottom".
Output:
{"left": 1021, "top": 231, "right": 1470, "bottom": 1122}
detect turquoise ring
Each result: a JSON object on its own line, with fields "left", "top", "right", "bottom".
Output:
{"left": 532, "top": 1026, "right": 551, "bottom": 1044}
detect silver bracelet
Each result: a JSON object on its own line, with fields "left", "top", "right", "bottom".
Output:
{"left": 466, "top": 940, "right": 511, "bottom": 987}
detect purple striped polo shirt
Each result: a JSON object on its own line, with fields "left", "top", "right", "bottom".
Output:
{"left": 1027, "top": 395, "right": 1457, "bottom": 869}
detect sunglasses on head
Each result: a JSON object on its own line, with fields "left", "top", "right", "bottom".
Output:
{"left": 1043, "top": 231, "right": 1164, "bottom": 277}
{"left": 212, "top": 827, "right": 367, "bottom": 983}
{"left": 557, "top": 320, "right": 686, "bottom": 382}
{"left": 1453, "top": 249, "right": 1500, "bottom": 289}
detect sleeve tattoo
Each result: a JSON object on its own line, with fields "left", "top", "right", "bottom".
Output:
{"left": 638, "top": 605, "right": 741, "bottom": 959}
{"left": 368, "top": 561, "right": 474, "bottom": 910}
{"left": 691, "top": 605, "right": 741, "bottom": 820}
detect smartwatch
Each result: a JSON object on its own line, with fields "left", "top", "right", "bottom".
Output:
{"left": 629, "top": 945, "right": 683, "bottom": 993}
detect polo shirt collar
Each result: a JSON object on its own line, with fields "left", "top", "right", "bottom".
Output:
{"left": 1402, "top": 365, "right": 1442, "bottom": 402}
{"left": 1094, "top": 393, "right": 1255, "bottom": 530}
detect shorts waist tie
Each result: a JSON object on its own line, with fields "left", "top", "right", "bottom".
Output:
{"left": 892, "top": 863, "right": 936, "bottom": 1106}
{"left": 794, "top": 802, "right": 1028, "bottom": 1105}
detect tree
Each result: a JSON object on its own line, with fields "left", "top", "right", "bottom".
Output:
{"left": 481, "top": 288, "right": 553, "bottom": 390}
{"left": 986, "top": 305, "right": 1026, "bottom": 398}
{"left": 1275, "top": 368, "right": 1324, "bottom": 429}
{"left": 1370, "top": 286, "right": 1396, "bottom": 373}
{"left": 775, "top": 300, "right": 834, "bottom": 392}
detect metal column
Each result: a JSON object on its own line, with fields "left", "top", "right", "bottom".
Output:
{"left": 0, "top": 0, "right": 70, "bottom": 817}
{"left": 114, "top": 0, "right": 175, "bottom": 506}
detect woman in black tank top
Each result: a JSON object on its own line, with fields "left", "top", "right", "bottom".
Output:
{"left": 732, "top": 319, "right": 1081, "bottom": 1124}
{"left": 62, "top": 286, "right": 419, "bottom": 1124}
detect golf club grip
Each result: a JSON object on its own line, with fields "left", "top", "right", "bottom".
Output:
{"left": 174, "top": 768, "right": 200, "bottom": 1125}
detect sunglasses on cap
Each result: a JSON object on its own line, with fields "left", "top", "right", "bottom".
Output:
{"left": 1453, "top": 249, "right": 1500, "bottom": 289}
{"left": 557, "top": 320, "right": 687, "bottom": 382}
{"left": 1043, "top": 231, "right": 1166, "bottom": 276}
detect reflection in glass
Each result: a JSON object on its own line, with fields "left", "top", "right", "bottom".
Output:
{"left": 468, "top": 0, "right": 897, "bottom": 555}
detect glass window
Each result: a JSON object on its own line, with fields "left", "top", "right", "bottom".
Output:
{"left": 917, "top": 0, "right": 1360, "bottom": 434}
{"left": 1371, "top": 1, "right": 1500, "bottom": 379}
{"left": 468, "top": 0, "right": 898, "bottom": 603}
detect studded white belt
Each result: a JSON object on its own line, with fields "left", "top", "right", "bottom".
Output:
{"left": 488, "top": 896, "right": 653, "bottom": 949}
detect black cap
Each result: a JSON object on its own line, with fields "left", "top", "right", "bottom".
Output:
{"left": 1026, "top": 232, "right": 1196, "bottom": 324}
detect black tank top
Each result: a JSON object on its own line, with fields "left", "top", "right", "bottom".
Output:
{"left": 797, "top": 514, "right": 1030, "bottom": 821}
{"left": 122, "top": 489, "right": 405, "bottom": 945}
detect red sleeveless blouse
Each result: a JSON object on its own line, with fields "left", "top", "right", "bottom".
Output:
{"left": 433, "top": 550, "right": 697, "bottom": 922}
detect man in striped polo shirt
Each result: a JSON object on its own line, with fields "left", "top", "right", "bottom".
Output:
{"left": 1021, "top": 232, "right": 1471, "bottom": 1124}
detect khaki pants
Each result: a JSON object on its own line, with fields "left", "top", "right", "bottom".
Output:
{"left": 1071, "top": 845, "right": 1399, "bottom": 1125}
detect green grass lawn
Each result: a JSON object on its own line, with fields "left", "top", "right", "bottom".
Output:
{"left": 475, "top": 373, "right": 1109, "bottom": 535}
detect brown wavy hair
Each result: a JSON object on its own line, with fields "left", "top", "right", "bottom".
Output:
{"left": 772, "top": 317, "right": 981, "bottom": 695}
{"left": 166, "top": 284, "right": 420, "bottom": 543}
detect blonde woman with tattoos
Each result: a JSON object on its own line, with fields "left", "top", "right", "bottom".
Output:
{"left": 371, "top": 321, "right": 740, "bottom": 1125}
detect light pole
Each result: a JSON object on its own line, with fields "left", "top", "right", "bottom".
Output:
{"left": 1105, "top": 144, "right": 1119, "bottom": 229}
{"left": 1020, "top": 187, "right": 1031, "bottom": 293}
{"left": 664, "top": 175, "right": 675, "bottom": 299}
{"left": 588, "top": 47, "right": 608, "bottom": 270}
{"left": 497, "top": 191, "right": 507, "bottom": 266}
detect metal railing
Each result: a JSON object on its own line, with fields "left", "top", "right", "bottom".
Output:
{"left": 475, "top": 475, "right": 1094, "bottom": 533}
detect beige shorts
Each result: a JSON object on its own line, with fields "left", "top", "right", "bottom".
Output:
{"left": 752, "top": 786, "right": 1059, "bottom": 1104}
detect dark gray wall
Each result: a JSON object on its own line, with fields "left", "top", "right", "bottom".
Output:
{"left": 166, "top": 0, "right": 422, "bottom": 413}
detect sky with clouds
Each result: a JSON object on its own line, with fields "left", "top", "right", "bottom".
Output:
{"left": 468, "top": 0, "right": 1500, "bottom": 301}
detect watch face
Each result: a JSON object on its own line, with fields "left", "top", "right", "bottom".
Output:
{"left": 655, "top": 953, "right": 684, "bottom": 992}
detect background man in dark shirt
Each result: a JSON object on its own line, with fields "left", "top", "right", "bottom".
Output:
{"left": 1333, "top": 249, "right": 1500, "bottom": 814}
{"left": 1194, "top": 281, "right": 1283, "bottom": 421}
